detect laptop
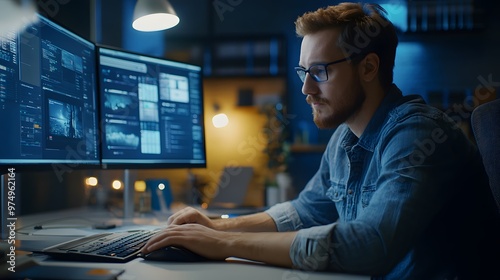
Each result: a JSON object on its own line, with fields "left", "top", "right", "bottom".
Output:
{"left": 207, "top": 166, "right": 253, "bottom": 208}
{"left": 201, "top": 166, "right": 263, "bottom": 216}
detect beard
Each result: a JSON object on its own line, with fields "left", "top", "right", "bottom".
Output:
{"left": 307, "top": 76, "right": 366, "bottom": 129}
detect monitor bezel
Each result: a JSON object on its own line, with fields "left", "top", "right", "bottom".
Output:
{"left": 95, "top": 44, "right": 207, "bottom": 170}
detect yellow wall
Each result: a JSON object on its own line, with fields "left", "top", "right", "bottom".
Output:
{"left": 200, "top": 77, "right": 285, "bottom": 206}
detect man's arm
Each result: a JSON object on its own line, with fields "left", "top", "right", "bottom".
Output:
{"left": 141, "top": 222, "right": 296, "bottom": 267}
{"left": 141, "top": 206, "right": 295, "bottom": 266}
{"left": 167, "top": 206, "right": 278, "bottom": 232}
{"left": 213, "top": 212, "right": 278, "bottom": 232}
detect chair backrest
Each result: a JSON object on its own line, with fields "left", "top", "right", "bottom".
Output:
{"left": 471, "top": 98, "right": 500, "bottom": 213}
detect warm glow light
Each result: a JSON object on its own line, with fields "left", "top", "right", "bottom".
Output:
{"left": 158, "top": 183, "right": 166, "bottom": 191}
{"left": 212, "top": 113, "right": 229, "bottom": 128}
{"left": 135, "top": 180, "right": 147, "bottom": 192}
{"left": 132, "top": 13, "right": 179, "bottom": 32}
{"left": 85, "top": 177, "right": 98, "bottom": 187}
{"left": 112, "top": 180, "right": 122, "bottom": 190}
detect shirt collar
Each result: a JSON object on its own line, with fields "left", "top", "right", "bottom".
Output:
{"left": 347, "top": 84, "right": 418, "bottom": 152}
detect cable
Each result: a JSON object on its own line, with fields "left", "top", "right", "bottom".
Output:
{"left": 15, "top": 216, "right": 104, "bottom": 236}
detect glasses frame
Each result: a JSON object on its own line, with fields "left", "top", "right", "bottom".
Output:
{"left": 294, "top": 56, "right": 352, "bottom": 83}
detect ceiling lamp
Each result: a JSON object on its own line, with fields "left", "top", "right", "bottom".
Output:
{"left": 132, "top": 0, "right": 180, "bottom": 32}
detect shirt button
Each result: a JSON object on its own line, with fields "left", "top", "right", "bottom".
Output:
{"left": 348, "top": 189, "right": 353, "bottom": 195}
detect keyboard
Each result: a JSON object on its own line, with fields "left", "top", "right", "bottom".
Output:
{"left": 40, "top": 229, "right": 159, "bottom": 263}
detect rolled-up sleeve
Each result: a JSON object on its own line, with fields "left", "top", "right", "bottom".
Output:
{"left": 265, "top": 201, "right": 303, "bottom": 231}
{"left": 266, "top": 202, "right": 339, "bottom": 271}
{"left": 289, "top": 224, "right": 336, "bottom": 270}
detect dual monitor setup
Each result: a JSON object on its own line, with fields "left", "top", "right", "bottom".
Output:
{"left": 0, "top": 14, "right": 207, "bottom": 175}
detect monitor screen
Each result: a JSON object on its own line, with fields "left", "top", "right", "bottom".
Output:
{"left": 0, "top": 14, "right": 100, "bottom": 173}
{"left": 97, "top": 46, "right": 206, "bottom": 169}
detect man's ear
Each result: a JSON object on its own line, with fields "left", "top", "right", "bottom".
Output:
{"left": 358, "top": 53, "right": 379, "bottom": 82}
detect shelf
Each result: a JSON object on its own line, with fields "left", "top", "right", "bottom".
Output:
{"left": 162, "top": 36, "right": 286, "bottom": 77}
{"left": 290, "top": 144, "right": 326, "bottom": 153}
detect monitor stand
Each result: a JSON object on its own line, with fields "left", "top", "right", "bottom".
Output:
{"left": 123, "top": 169, "right": 135, "bottom": 220}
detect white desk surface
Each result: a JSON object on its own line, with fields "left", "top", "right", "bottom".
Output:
{"left": 13, "top": 207, "right": 369, "bottom": 280}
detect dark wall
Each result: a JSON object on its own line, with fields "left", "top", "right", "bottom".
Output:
{"left": 36, "top": 0, "right": 91, "bottom": 40}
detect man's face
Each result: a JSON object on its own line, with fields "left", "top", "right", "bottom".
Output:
{"left": 298, "top": 28, "right": 366, "bottom": 129}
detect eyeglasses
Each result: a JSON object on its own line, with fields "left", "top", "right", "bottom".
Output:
{"left": 294, "top": 56, "right": 352, "bottom": 83}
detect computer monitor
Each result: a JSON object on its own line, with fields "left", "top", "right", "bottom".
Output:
{"left": 97, "top": 46, "right": 206, "bottom": 169}
{"left": 0, "top": 14, "right": 100, "bottom": 174}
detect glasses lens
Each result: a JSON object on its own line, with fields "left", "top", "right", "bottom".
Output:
{"left": 296, "top": 69, "right": 306, "bottom": 82}
{"left": 309, "top": 65, "right": 327, "bottom": 82}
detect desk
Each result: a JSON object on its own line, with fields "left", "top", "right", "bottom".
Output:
{"left": 11, "top": 207, "right": 369, "bottom": 280}
{"left": 30, "top": 258, "right": 368, "bottom": 280}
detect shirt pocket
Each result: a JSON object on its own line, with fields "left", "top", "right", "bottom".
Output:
{"left": 361, "top": 184, "right": 377, "bottom": 208}
{"left": 326, "top": 181, "right": 347, "bottom": 203}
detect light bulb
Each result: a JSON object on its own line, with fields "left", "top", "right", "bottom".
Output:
{"left": 85, "top": 177, "right": 98, "bottom": 187}
{"left": 112, "top": 180, "right": 122, "bottom": 190}
{"left": 212, "top": 113, "right": 229, "bottom": 128}
{"left": 133, "top": 13, "right": 179, "bottom": 32}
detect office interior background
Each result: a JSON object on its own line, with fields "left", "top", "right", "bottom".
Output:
{"left": 13, "top": 0, "right": 500, "bottom": 215}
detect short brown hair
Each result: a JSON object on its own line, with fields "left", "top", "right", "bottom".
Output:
{"left": 295, "top": 2, "right": 398, "bottom": 89}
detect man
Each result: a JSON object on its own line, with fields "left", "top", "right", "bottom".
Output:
{"left": 142, "top": 3, "right": 498, "bottom": 279}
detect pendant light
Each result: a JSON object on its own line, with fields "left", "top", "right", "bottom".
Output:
{"left": 132, "top": 0, "right": 179, "bottom": 32}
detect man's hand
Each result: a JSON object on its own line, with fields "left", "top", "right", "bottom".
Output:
{"left": 141, "top": 205, "right": 294, "bottom": 266}
{"left": 166, "top": 206, "right": 278, "bottom": 232}
{"left": 141, "top": 222, "right": 296, "bottom": 268}
{"left": 141, "top": 223, "right": 234, "bottom": 260}
{"left": 167, "top": 206, "right": 217, "bottom": 229}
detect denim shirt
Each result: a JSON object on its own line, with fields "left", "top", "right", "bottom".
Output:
{"left": 266, "top": 85, "right": 489, "bottom": 279}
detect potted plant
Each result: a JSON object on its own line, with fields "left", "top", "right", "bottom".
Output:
{"left": 260, "top": 102, "right": 293, "bottom": 205}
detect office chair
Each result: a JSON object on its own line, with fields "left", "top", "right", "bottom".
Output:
{"left": 471, "top": 98, "right": 500, "bottom": 213}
